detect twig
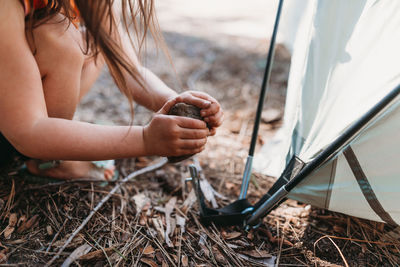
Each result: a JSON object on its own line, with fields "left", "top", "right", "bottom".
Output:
{"left": 45, "top": 158, "right": 168, "bottom": 266}
{"left": 46, "top": 218, "right": 69, "bottom": 253}
{"left": 314, "top": 235, "right": 349, "bottom": 267}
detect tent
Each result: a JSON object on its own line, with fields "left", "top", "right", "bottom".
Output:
{"left": 188, "top": 0, "right": 400, "bottom": 228}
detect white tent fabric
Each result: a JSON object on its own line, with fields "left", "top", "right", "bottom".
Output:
{"left": 254, "top": 0, "right": 400, "bottom": 224}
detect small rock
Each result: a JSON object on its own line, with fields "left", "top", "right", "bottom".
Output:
{"left": 167, "top": 103, "right": 205, "bottom": 163}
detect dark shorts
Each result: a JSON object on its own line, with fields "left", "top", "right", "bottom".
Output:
{"left": 0, "top": 133, "right": 28, "bottom": 167}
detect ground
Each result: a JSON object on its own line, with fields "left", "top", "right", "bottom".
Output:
{"left": 1, "top": 2, "right": 400, "bottom": 266}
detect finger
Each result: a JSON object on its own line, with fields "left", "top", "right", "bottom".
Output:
{"left": 179, "top": 138, "right": 207, "bottom": 149}
{"left": 179, "top": 145, "right": 206, "bottom": 155}
{"left": 188, "top": 91, "right": 217, "bottom": 103}
{"left": 179, "top": 93, "right": 212, "bottom": 109}
{"left": 208, "top": 128, "right": 217, "bottom": 136}
{"left": 179, "top": 128, "right": 209, "bottom": 139}
{"left": 204, "top": 112, "right": 224, "bottom": 128}
{"left": 200, "top": 102, "right": 221, "bottom": 117}
{"left": 159, "top": 97, "right": 179, "bottom": 115}
{"left": 175, "top": 116, "right": 207, "bottom": 129}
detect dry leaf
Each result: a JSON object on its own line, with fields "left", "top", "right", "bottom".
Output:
{"left": 240, "top": 250, "right": 272, "bottom": 259}
{"left": 198, "top": 233, "right": 210, "bottom": 257}
{"left": 247, "top": 231, "right": 254, "bottom": 240}
{"left": 17, "top": 215, "right": 39, "bottom": 233}
{"left": 152, "top": 217, "right": 165, "bottom": 241}
{"left": 0, "top": 199, "right": 4, "bottom": 213}
{"left": 8, "top": 213, "right": 17, "bottom": 227}
{"left": 140, "top": 258, "right": 158, "bottom": 267}
{"left": 223, "top": 231, "right": 241, "bottom": 240}
{"left": 176, "top": 215, "right": 186, "bottom": 233}
{"left": 238, "top": 253, "right": 276, "bottom": 266}
{"left": 181, "top": 189, "right": 196, "bottom": 213}
{"left": 212, "top": 246, "right": 228, "bottom": 264}
{"left": 3, "top": 226, "right": 15, "bottom": 239}
{"left": 17, "top": 215, "right": 27, "bottom": 227}
{"left": 182, "top": 255, "right": 189, "bottom": 267}
{"left": 78, "top": 247, "right": 114, "bottom": 261}
{"left": 199, "top": 243, "right": 209, "bottom": 258}
{"left": 4, "top": 239, "right": 24, "bottom": 245}
{"left": 333, "top": 225, "right": 345, "bottom": 233}
{"left": 155, "top": 251, "right": 164, "bottom": 263}
{"left": 165, "top": 197, "right": 177, "bottom": 247}
{"left": 142, "top": 245, "right": 155, "bottom": 255}
{"left": 46, "top": 225, "right": 53, "bottom": 236}
{"left": 200, "top": 179, "right": 218, "bottom": 208}
{"left": 0, "top": 253, "right": 7, "bottom": 264}
{"left": 132, "top": 193, "right": 151, "bottom": 214}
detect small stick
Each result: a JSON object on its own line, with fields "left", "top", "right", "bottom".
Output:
{"left": 46, "top": 158, "right": 168, "bottom": 266}
{"left": 46, "top": 218, "right": 69, "bottom": 253}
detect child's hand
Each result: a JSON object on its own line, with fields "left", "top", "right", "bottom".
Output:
{"left": 160, "top": 91, "right": 223, "bottom": 136}
{"left": 142, "top": 114, "right": 209, "bottom": 157}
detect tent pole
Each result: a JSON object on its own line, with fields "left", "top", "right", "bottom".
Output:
{"left": 239, "top": 0, "right": 285, "bottom": 199}
{"left": 247, "top": 84, "right": 400, "bottom": 226}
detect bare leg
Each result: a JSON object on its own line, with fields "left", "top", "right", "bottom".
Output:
{"left": 24, "top": 15, "right": 113, "bottom": 180}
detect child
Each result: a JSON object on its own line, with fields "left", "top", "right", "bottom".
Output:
{"left": 0, "top": 0, "right": 223, "bottom": 180}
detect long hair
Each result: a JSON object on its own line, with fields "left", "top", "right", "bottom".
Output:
{"left": 25, "top": 0, "right": 163, "bottom": 115}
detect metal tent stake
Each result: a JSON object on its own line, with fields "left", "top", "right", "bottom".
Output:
{"left": 239, "top": 0, "right": 285, "bottom": 199}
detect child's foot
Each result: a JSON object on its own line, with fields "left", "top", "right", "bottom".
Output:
{"left": 25, "top": 160, "right": 115, "bottom": 181}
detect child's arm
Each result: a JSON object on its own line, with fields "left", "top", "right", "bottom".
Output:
{"left": 0, "top": 0, "right": 208, "bottom": 160}
{"left": 116, "top": 28, "right": 224, "bottom": 133}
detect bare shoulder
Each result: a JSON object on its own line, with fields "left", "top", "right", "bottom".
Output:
{"left": 0, "top": 0, "right": 25, "bottom": 32}
{"left": 0, "top": 0, "right": 38, "bottom": 85}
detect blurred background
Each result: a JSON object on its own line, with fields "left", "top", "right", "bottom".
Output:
{"left": 74, "top": 0, "right": 297, "bottom": 128}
